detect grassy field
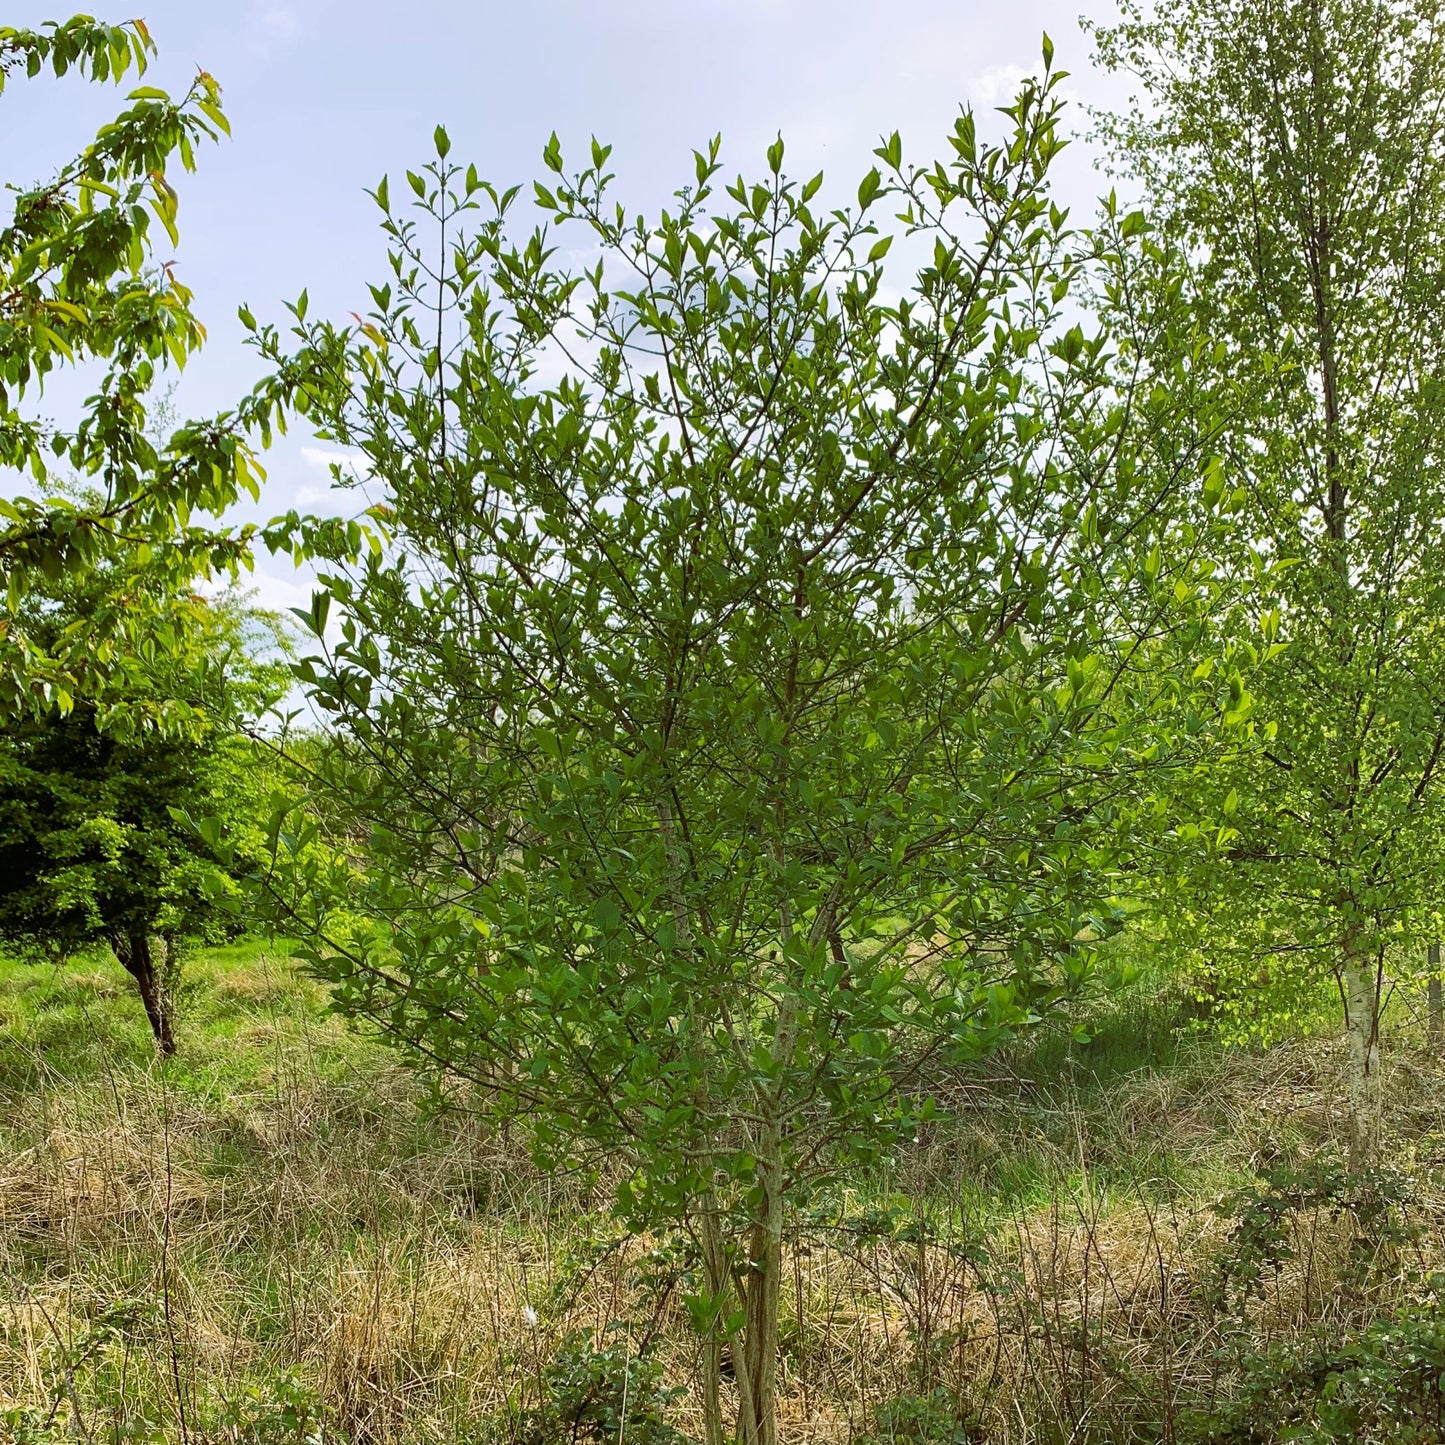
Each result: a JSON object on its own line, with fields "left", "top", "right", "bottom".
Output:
{"left": 3, "top": 942, "right": 1445, "bottom": 1443}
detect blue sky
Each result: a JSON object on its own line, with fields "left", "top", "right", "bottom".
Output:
{"left": 8, "top": 0, "right": 1130, "bottom": 615}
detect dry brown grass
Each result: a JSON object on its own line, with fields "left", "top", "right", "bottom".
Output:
{"left": 4, "top": 948, "right": 1445, "bottom": 1443}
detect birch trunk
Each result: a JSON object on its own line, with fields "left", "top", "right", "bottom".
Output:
{"left": 1342, "top": 946, "right": 1381, "bottom": 1167}
{"left": 1429, "top": 941, "right": 1442, "bottom": 1046}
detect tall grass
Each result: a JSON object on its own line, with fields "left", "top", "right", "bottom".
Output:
{"left": 2, "top": 943, "right": 1443, "bottom": 1443}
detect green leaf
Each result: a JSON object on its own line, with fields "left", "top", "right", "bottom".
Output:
{"left": 290, "top": 590, "right": 330, "bottom": 638}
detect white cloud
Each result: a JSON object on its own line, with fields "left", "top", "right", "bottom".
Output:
{"left": 233, "top": 563, "right": 315, "bottom": 617}
{"left": 247, "top": 4, "right": 300, "bottom": 57}
{"left": 301, "top": 443, "right": 366, "bottom": 473}
{"left": 969, "top": 64, "right": 1031, "bottom": 108}
{"left": 297, "top": 444, "right": 369, "bottom": 502}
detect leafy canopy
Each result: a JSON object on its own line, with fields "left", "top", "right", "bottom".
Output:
{"left": 0, "top": 15, "right": 299, "bottom": 731}
{"left": 0, "top": 563, "right": 286, "bottom": 984}
{"left": 1093, "top": 0, "right": 1445, "bottom": 1018}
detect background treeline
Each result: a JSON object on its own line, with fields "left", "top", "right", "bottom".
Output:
{"left": 4, "top": 3, "right": 1445, "bottom": 1442}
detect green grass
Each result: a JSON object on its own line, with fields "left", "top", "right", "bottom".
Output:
{"left": 1, "top": 937, "right": 378, "bottom": 1088}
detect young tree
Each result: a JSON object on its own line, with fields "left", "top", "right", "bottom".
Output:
{"left": 0, "top": 571, "right": 284, "bottom": 1052}
{"left": 1093, "top": 0, "right": 1445, "bottom": 1164}
{"left": 253, "top": 53, "right": 1244, "bottom": 1442}
{"left": 0, "top": 16, "right": 292, "bottom": 732}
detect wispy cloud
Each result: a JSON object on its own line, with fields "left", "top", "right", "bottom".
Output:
{"left": 247, "top": 4, "right": 300, "bottom": 57}
{"left": 293, "top": 444, "right": 368, "bottom": 504}
{"left": 969, "top": 64, "right": 1031, "bottom": 108}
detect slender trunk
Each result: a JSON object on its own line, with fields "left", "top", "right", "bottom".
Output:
{"left": 738, "top": 1111, "right": 784, "bottom": 1445}
{"left": 1429, "top": 942, "right": 1442, "bottom": 1046}
{"left": 1342, "top": 943, "right": 1381, "bottom": 1167}
{"left": 828, "top": 927, "right": 852, "bottom": 992}
{"left": 660, "top": 799, "right": 733, "bottom": 1445}
{"left": 1314, "top": 227, "right": 1378, "bottom": 1166}
{"left": 696, "top": 1131, "right": 785, "bottom": 1445}
{"left": 111, "top": 930, "right": 176, "bottom": 1056}
{"left": 698, "top": 1202, "right": 728, "bottom": 1445}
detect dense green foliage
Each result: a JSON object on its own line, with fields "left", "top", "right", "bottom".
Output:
{"left": 245, "top": 45, "right": 1258, "bottom": 1444}
{"left": 1093, "top": 0, "right": 1445, "bottom": 1161}
{"left": 0, "top": 569, "right": 285, "bottom": 1050}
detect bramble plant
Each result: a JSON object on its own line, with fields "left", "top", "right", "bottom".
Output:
{"left": 249, "top": 43, "right": 1254, "bottom": 1444}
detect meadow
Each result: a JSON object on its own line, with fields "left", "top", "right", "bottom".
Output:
{"left": 5, "top": 944, "right": 1444, "bottom": 1443}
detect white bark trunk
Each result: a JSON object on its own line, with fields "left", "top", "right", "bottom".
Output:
{"left": 1428, "top": 941, "right": 1442, "bottom": 1046}
{"left": 1342, "top": 951, "right": 1381, "bottom": 1167}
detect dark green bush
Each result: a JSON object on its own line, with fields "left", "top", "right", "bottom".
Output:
{"left": 493, "top": 1331, "right": 688, "bottom": 1445}
{"left": 1188, "top": 1291, "right": 1445, "bottom": 1444}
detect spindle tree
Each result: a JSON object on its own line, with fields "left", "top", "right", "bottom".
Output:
{"left": 252, "top": 49, "right": 1250, "bottom": 1442}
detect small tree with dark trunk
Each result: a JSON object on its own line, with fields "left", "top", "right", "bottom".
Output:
{"left": 0, "top": 576, "right": 280, "bottom": 1053}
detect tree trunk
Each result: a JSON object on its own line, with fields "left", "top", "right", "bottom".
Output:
{"left": 1341, "top": 944, "right": 1381, "bottom": 1167}
{"left": 111, "top": 930, "right": 176, "bottom": 1056}
{"left": 737, "top": 1115, "right": 784, "bottom": 1445}
{"left": 695, "top": 1120, "right": 785, "bottom": 1445}
{"left": 698, "top": 1204, "right": 729, "bottom": 1445}
{"left": 1429, "top": 942, "right": 1442, "bottom": 1046}
{"left": 745, "top": 1156, "right": 780, "bottom": 1439}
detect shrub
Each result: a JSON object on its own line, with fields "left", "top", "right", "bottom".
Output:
{"left": 491, "top": 1332, "right": 688, "bottom": 1445}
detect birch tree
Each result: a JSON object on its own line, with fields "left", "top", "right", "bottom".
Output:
{"left": 1093, "top": 0, "right": 1445, "bottom": 1164}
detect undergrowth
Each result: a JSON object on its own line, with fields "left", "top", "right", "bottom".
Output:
{"left": 3, "top": 941, "right": 1444, "bottom": 1443}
